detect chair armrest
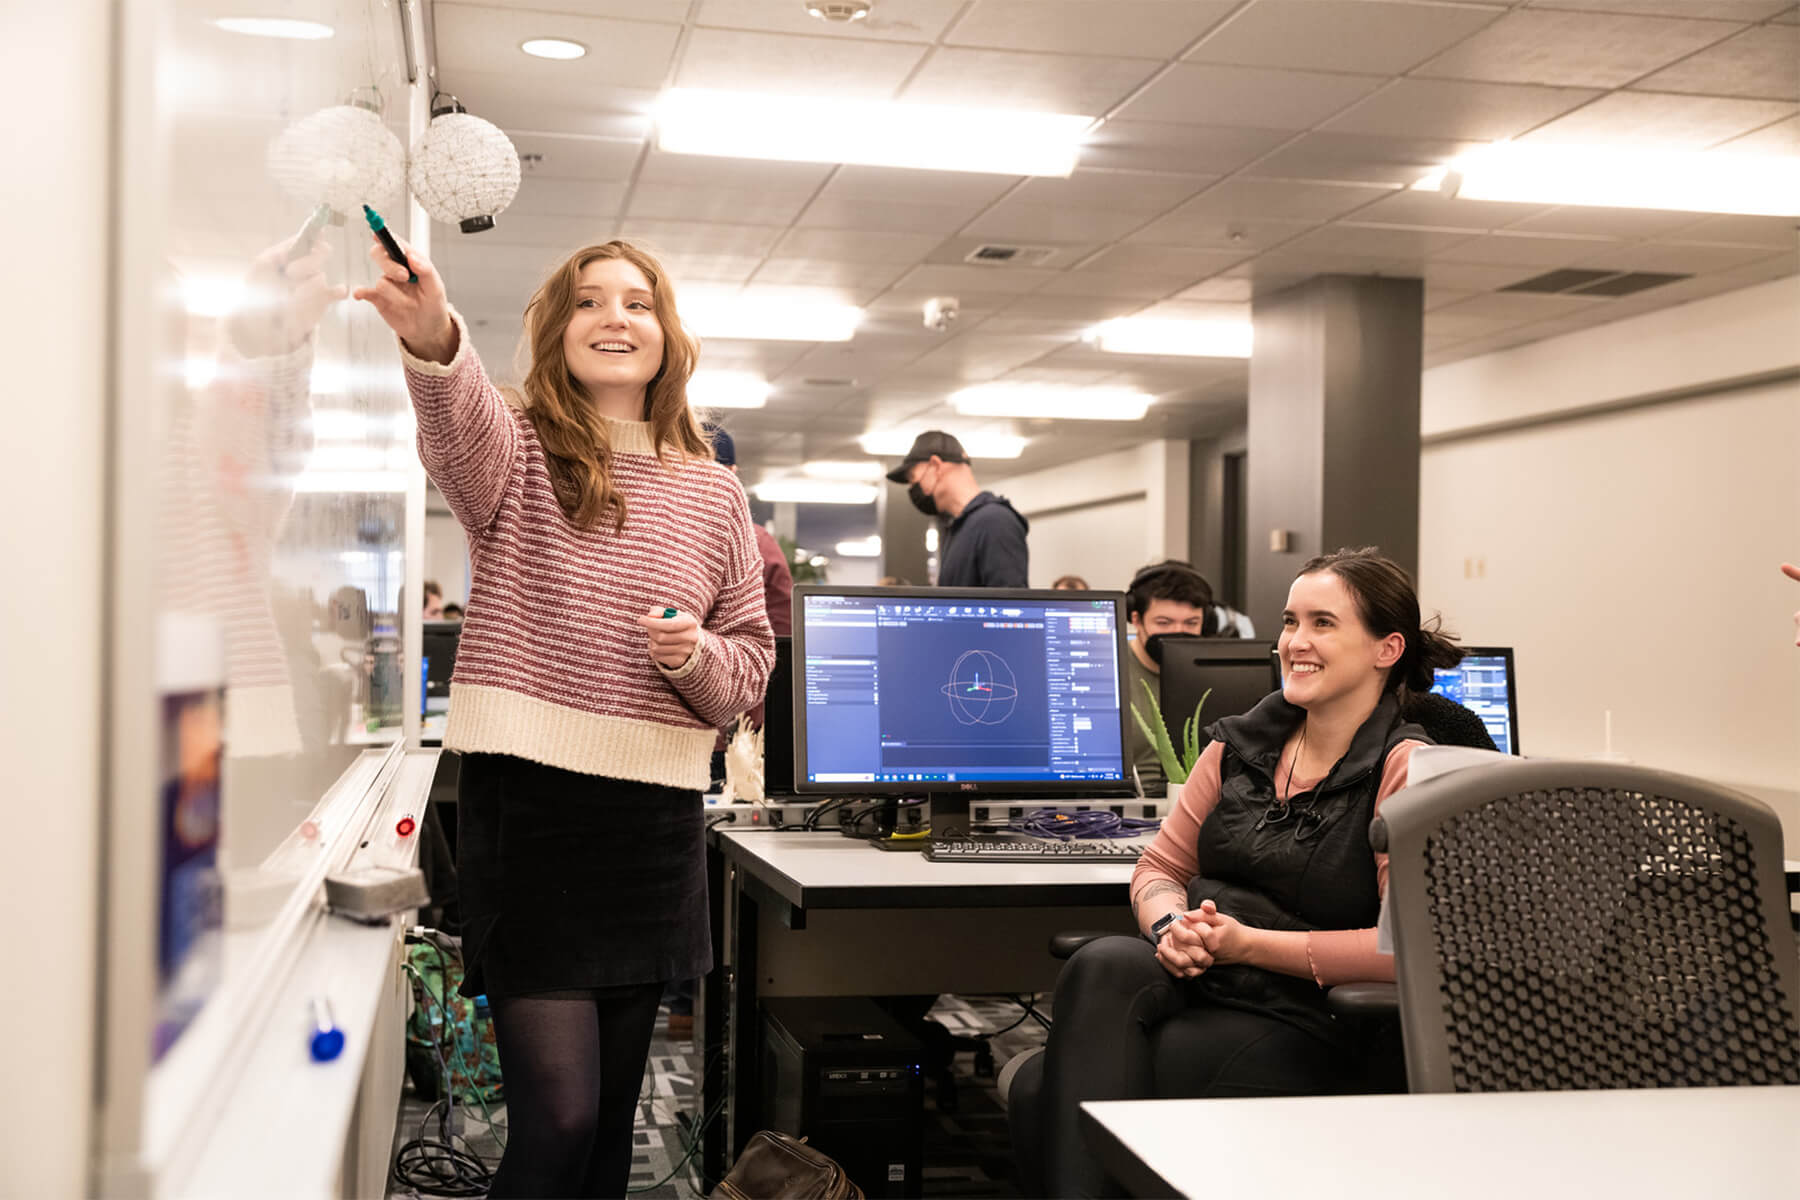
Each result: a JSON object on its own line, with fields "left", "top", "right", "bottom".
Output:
{"left": 1326, "top": 981, "right": 1398, "bottom": 1017}
{"left": 1049, "top": 930, "right": 1117, "bottom": 960}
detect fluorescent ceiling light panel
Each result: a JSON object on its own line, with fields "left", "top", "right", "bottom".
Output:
{"left": 682, "top": 293, "right": 861, "bottom": 342}
{"left": 951, "top": 384, "right": 1152, "bottom": 422}
{"left": 214, "top": 18, "right": 334, "bottom": 39}
{"left": 654, "top": 88, "right": 1092, "bottom": 178}
{"left": 1087, "top": 318, "right": 1251, "bottom": 358}
{"left": 687, "top": 370, "right": 772, "bottom": 409}
{"left": 752, "top": 480, "right": 879, "bottom": 505}
{"left": 803, "top": 460, "right": 886, "bottom": 481}
{"left": 1412, "top": 142, "right": 1800, "bottom": 218}
{"left": 835, "top": 537, "right": 883, "bottom": 558}
{"left": 857, "top": 431, "right": 1028, "bottom": 459}
{"left": 521, "top": 38, "right": 586, "bottom": 60}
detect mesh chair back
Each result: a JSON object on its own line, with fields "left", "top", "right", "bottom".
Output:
{"left": 1376, "top": 760, "right": 1800, "bottom": 1093}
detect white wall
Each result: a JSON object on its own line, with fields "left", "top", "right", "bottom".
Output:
{"left": 990, "top": 440, "right": 1191, "bottom": 589}
{"left": 1418, "top": 277, "right": 1800, "bottom": 828}
{"left": 0, "top": 1, "right": 109, "bottom": 1192}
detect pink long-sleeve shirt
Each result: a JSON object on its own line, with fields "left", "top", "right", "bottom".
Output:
{"left": 1130, "top": 737, "right": 1424, "bottom": 986}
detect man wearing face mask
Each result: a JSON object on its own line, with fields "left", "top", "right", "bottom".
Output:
{"left": 1124, "top": 561, "right": 1216, "bottom": 795}
{"left": 885, "top": 431, "right": 1029, "bottom": 588}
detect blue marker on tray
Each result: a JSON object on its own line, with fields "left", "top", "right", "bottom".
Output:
{"left": 309, "top": 996, "right": 345, "bottom": 1062}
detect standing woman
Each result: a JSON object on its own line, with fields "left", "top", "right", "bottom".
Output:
{"left": 356, "top": 239, "right": 773, "bottom": 1197}
{"left": 1014, "top": 547, "right": 1461, "bottom": 1197}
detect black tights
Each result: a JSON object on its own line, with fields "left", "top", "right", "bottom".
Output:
{"left": 486, "top": 982, "right": 664, "bottom": 1199}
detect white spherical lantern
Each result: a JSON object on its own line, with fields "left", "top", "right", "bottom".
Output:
{"left": 266, "top": 98, "right": 407, "bottom": 219}
{"left": 408, "top": 101, "right": 521, "bottom": 234}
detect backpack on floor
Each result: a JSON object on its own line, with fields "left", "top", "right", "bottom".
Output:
{"left": 403, "top": 941, "right": 503, "bottom": 1105}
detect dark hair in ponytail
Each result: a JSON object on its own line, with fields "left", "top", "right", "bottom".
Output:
{"left": 1296, "top": 547, "right": 1462, "bottom": 695}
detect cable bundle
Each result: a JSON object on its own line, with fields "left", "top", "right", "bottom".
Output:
{"left": 1005, "top": 808, "right": 1160, "bottom": 841}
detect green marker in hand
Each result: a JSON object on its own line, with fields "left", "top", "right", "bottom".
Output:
{"left": 662, "top": 607, "right": 678, "bottom": 619}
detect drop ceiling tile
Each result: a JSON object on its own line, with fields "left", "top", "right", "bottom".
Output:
{"left": 676, "top": 28, "right": 927, "bottom": 99}
{"left": 1415, "top": 9, "right": 1738, "bottom": 89}
{"left": 1424, "top": 286, "right": 1481, "bottom": 311}
{"left": 1082, "top": 244, "right": 1255, "bottom": 277}
{"left": 1424, "top": 312, "right": 1523, "bottom": 340}
{"left": 1523, "top": 91, "right": 1798, "bottom": 146}
{"left": 635, "top": 150, "right": 834, "bottom": 190}
{"left": 771, "top": 228, "right": 946, "bottom": 264}
{"left": 507, "top": 133, "right": 643, "bottom": 181}
{"left": 1571, "top": 241, "right": 1787, "bottom": 274}
{"left": 1431, "top": 231, "right": 1625, "bottom": 267}
{"left": 890, "top": 263, "right": 1060, "bottom": 295}
{"left": 898, "top": 47, "right": 1161, "bottom": 115}
{"left": 1416, "top": 261, "right": 1546, "bottom": 291}
{"left": 471, "top": 213, "right": 626, "bottom": 248}
{"left": 504, "top": 177, "right": 631, "bottom": 221}
{"left": 1349, "top": 189, "right": 1552, "bottom": 232}
{"left": 1037, "top": 269, "right": 1193, "bottom": 300}
{"left": 443, "top": 69, "right": 655, "bottom": 139}
{"left": 1431, "top": 291, "right": 1611, "bottom": 322}
{"left": 1721, "top": 113, "right": 1800, "bottom": 151}
{"left": 434, "top": 4, "right": 680, "bottom": 90}
{"left": 795, "top": 195, "right": 996, "bottom": 234}
{"left": 1776, "top": 4, "right": 1800, "bottom": 22}
{"left": 629, "top": 182, "right": 814, "bottom": 226}
{"left": 613, "top": 219, "right": 787, "bottom": 258}
{"left": 1244, "top": 132, "right": 1484, "bottom": 187}
{"left": 1661, "top": 214, "right": 1800, "bottom": 247}
{"left": 962, "top": 204, "right": 1151, "bottom": 243}
{"left": 1175, "top": 276, "right": 1254, "bottom": 302}
{"left": 645, "top": 253, "right": 765, "bottom": 286}
{"left": 1129, "top": 299, "right": 1251, "bottom": 323}
{"left": 1633, "top": 25, "right": 1800, "bottom": 99}
{"left": 748, "top": 259, "right": 909, "bottom": 296}
{"left": 1080, "top": 121, "right": 1293, "bottom": 174}
{"left": 1275, "top": 223, "right": 1478, "bottom": 260}
{"left": 1126, "top": 214, "right": 1315, "bottom": 253}
{"left": 694, "top": 0, "right": 965, "bottom": 41}
{"left": 1501, "top": 205, "right": 1715, "bottom": 238}
{"left": 947, "top": 0, "right": 1239, "bottom": 59}
{"left": 1185, "top": 0, "right": 1503, "bottom": 75}
{"left": 1009, "top": 169, "right": 1213, "bottom": 214}
{"left": 1115, "top": 64, "right": 1386, "bottom": 130}
{"left": 1325, "top": 78, "right": 1602, "bottom": 141}
{"left": 1525, "top": 0, "right": 1791, "bottom": 20}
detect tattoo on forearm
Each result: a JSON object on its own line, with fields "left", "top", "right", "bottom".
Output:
{"left": 1131, "top": 880, "right": 1184, "bottom": 921}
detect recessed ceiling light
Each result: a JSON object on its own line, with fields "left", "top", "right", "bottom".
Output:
{"left": 213, "top": 17, "right": 334, "bottom": 40}
{"left": 687, "top": 370, "right": 772, "bottom": 409}
{"left": 951, "top": 384, "right": 1152, "bottom": 422}
{"left": 802, "top": 461, "right": 885, "bottom": 481}
{"left": 681, "top": 292, "right": 862, "bottom": 342}
{"left": 751, "top": 479, "right": 879, "bottom": 505}
{"left": 521, "top": 38, "right": 587, "bottom": 60}
{"left": 1085, "top": 318, "right": 1252, "bottom": 358}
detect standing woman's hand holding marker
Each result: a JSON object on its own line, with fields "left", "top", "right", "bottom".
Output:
{"left": 639, "top": 607, "right": 702, "bottom": 670}
{"left": 349, "top": 219, "right": 457, "bottom": 365}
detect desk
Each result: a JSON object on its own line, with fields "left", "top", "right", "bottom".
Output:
{"left": 701, "top": 830, "right": 1145, "bottom": 1182}
{"left": 1083, "top": 1087, "right": 1800, "bottom": 1198}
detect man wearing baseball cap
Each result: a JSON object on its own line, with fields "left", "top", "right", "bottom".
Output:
{"left": 885, "top": 430, "right": 1029, "bottom": 588}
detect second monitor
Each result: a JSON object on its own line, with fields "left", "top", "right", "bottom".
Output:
{"left": 1154, "top": 637, "right": 1281, "bottom": 751}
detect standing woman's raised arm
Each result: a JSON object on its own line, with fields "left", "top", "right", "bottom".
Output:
{"left": 354, "top": 235, "right": 520, "bottom": 534}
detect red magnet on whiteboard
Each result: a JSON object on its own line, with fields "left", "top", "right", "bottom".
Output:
{"left": 395, "top": 814, "right": 417, "bottom": 837}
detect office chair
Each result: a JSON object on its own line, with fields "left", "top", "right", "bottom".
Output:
{"left": 1375, "top": 758, "right": 1800, "bottom": 1092}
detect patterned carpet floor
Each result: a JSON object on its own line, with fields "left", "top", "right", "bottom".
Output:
{"left": 387, "top": 994, "right": 1050, "bottom": 1199}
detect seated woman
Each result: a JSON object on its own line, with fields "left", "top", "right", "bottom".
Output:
{"left": 1013, "top": 547, "right": 1463, "bottom": 1198}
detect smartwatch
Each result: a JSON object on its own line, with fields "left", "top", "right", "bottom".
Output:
{"left": 1149, "top": 912, "right": 1181, "bottom": 944}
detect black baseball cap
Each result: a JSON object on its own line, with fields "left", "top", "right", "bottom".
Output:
{"left": 884, "top": 430, "right": 968, "bottom": 483}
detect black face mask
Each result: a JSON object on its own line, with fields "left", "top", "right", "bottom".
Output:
{"left": 1142, "top": 632, "right": 1174, "bottom": 666}
{"left": 907, "top": 478, "right": 938, "bottom": 517}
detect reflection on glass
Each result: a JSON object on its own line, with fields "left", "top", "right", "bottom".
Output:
{"left": 149, "top": 0, "right": 413, "bottom": 1060}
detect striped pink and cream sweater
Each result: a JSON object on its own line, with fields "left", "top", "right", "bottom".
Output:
{"left": 401, "top": 311, "right": 774, "bottom": 791}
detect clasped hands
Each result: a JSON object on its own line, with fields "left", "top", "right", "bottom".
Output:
{"left": 1154, "top": 900, "right": 1250, "bottom": 980}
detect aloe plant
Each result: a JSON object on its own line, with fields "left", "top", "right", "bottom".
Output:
{"left": 1130, "top": 680, "right": 1211, "bottom": 786}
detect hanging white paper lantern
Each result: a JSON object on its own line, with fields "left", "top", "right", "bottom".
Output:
{"left": 408, "top": 100, "right": 521, "bottom": 234}
{"left": 266, "top": 97, "right": 407, "bottom": 219}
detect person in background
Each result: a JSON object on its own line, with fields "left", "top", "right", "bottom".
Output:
{"left": 356, "top": 236, "right": 773, "bottom": 1198}
{"left": 878, "top": 575, "right": 910, "bottom": 587}
{"left": 1122, "top": 561, "right": 1216, "bottom": 796}
{"left": 1052, "top": 574, "right": 1089, "bottom": 590}
{"left": 421, "top": 579, "right": 443, "bottom": 620}
{"left": 441, "top": 602, "right": 465, "bottom": 622}
{"left": 1013, "top": 548, "right": 1458, "bottom": 1197}
{"left": 885, "top": 430, "right": 1028, "bottom": 587}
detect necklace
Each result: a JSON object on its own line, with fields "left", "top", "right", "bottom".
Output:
{"left": 1282, "top": 721, "right": 1308, "bottom": 804}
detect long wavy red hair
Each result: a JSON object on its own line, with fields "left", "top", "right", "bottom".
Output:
{"left": 510, "top": 240, "right": 709, "bottom": 532}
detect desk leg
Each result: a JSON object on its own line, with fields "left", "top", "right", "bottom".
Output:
{"left": 722, "top": 863, "right": 763, "bottom": 1172}
{"left": 699, "top": 838, "right": 728, "bottom": 1187}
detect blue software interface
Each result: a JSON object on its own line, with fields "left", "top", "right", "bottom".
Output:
{"left": 800, "top": 593, "right": 1126, "bottom": 784}
{"left": 1430, "top": 652, "right": 1517, "bottom": 754}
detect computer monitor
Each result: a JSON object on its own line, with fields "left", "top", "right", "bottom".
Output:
{"left": 1430, "top": 646, "right": 1521, "bottom": 755}
{"left": 1154, "top": 638, "right": 1280, "bottom": 750}
{"left": 791, "top": 585, "right": 1131, "bottom": 797}
{"left": 763, "top": 636, "right": 795, "bottom": 797}
{"left": 422, "top": 620, "right": 461, "bottom": 712}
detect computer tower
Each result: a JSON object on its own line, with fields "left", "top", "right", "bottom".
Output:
{"left": 759, "top": 997, "right": 924, "bottom": 1198}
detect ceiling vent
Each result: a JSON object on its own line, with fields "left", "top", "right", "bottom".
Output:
{"left": 1502, "top": 269, "right": 1691, "bottom": 297}
{"left": 964, "top": 243, "right": 1060, "bottom": 267}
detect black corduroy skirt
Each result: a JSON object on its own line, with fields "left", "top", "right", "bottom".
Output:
{"left": 454, "top": 751, "right": 711, "bottom": 1000}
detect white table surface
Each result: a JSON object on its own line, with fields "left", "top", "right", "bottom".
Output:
{"left": 1082, "top": 1086, "right": 1800, "bottom": 1199}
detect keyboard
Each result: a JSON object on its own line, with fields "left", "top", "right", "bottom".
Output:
{"left": 923, "top": 837, "right": 1148, "bottom": 864}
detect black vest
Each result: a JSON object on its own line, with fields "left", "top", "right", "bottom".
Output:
{"left": 1184, "top": 690, "right": 1428, "bottom": 1043}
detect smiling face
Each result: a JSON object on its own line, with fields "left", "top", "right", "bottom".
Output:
{"left": 1279, "top": 570, "right": 1404, "bottom": 714}
{"left": 560, "top": 257, "right": 665, "bottom": 414}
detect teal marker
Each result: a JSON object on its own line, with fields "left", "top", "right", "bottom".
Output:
{"left": 362, "top": 204, "right": 417, "bottom": 283}
{"left": 662, "top": 607, "right": 679, "bottom": 619}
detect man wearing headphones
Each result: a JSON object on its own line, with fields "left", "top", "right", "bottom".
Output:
{"left": 1123, "top": 561, "right": 1217, "bottom": 795}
